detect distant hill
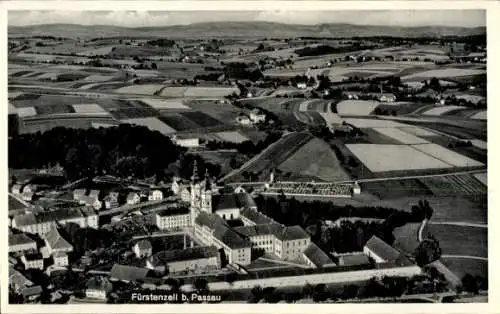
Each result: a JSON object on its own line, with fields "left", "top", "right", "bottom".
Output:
{"left": 9, "top": 22, "right": 486, "bottom": 39}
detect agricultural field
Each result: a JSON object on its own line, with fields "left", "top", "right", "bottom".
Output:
{"left": 371, "top": 127, "right": 429, "bottom": 144}
{"left": 422, "top": 106, "right": 468, "bottom": 116}
{"left": 277, "top": 137, "right": 351, "bottom": 182}
{"left": 139, "top": 98, "right": 191, "bottom": 110}
{"left": 419, "top": 174, "right": 487, "bottom": 196}
{"left": 185, "top": 99, "right": 243, "bottom": 123}
{"left": 336, "top": 100, "right": 380, "bottom": 116}
{"left": 121, "top": 117, "right": 176, "bottom": 135}
{"left": 440, "top": 257, "right": 488, "bottom": 279}
{"left": 158, "top": 113, "right": 201, "bottom": 131}
{"left": 114, "top": 84, "right": 164, "bottom": 95}
{"left": 214, "top": 131, "right": 250, "bottom": 143}
{"left": 343, "top": 118, "right": 407, "bottom": 128}
{"left": 425, "top": 224, "right": 487, "bottom": 259}
{"left": 469, "top": 139, "right": 487, "bottom": 150}
{"left": 401, "top": 68, "right": 486, "bottom": 81}
{"left": 411, "top": 143, "right": 484, "bottom": 167}
{"left": 192, "top": 150, "right": 250, "bottom": 177}
{"left": 179, "top": 111, "right": 224, "bottom": 128}
{"left": 361, "top": 179, "right": 433, "bottom": 199}
{"left": 470, "top": 111, "right": 487, "bottom": 120}
{"left": 72, "top": 104, "right": 108, "bottom": 114}
{"left": 473, "top": 172, "right": 487, "bottom": 186}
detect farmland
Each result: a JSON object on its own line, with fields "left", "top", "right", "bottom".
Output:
{"left": 411, "top": 143, "right": 484, "bottom": 167}
{"left": 336, "top": 100, "right": 379, "bottom": 116}
{"left": 422, "top": 106, "right": 468, "bottom": 116}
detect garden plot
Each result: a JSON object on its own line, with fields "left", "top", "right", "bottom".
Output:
{"left": 402, "top": 68, "right": 485, "bottom": 80}
{"left": 372, "top": 127, "right": 429, "bottom": 144}
{"left": 114, "top": 84, "right": 164, "bottom": 95}
{"left": 336, "top": 100, "right": 379, "bottom": 116}
{"left": 411, "top": 143, "right": 484, "bottom": 167}
{"left": 469, "top": 139, "right": 487, "bottom": 150}
{"left": 215, "top": 131, "right": 250, "bottom": 143}
{"left": 399, "top": 126, "right": 438, "bottom": 137}
{"left": 473, "top": 172, "right": 487, "bottom": 186}
{"left": 16, "top": 107, "right": 37, "bottom": 118}
{"left": 470, "top": 111, "right": 487, "bottom": 120}
{"left": 346, "top": 144, "right": 452, "bottom": 172}
{"left": 423, "top": 106, "right": 467, "bottom": 116}
{"left": 72, "top": 104, "right": 108, "bottom": 114}
{"left": 343, "top": 118, "right": 407, "bottom": 128}
{"left": 121, "top": 117, "right": 176, "bottom": 135}
{"left": 140, "top": 98, "right": 191, "bottom": 110}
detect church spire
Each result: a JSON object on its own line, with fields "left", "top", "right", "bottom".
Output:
{"left": 204, "top": 168, "right": 211, "bottom": 190}
{"left": 191, "top": 160, "right": 199, "bottom": 183}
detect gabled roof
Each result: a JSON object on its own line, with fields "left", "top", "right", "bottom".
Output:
{"left": 126, "top": 192, "right": 139, "bottom": 201}
{"left": 149, "top": 246, "right": 218, "bottom": 266}
{"left": 275, "top": 225, "right": 310, "bottom": 241}
{"left": 338, "top": 253, "right": 370, "bottom": 266}
{"left": 213, "top": 224, "right": 251, "bottom": 249}
{"left": 13, "top": 213, "right": 37, "bottom": 227}
{"left": 233, "top": 223, "right": 282, "bottom": 238}
{"left": 364, "top": 235, "right": 401, "bottom": 262}
{"left": 240, "top": 208, "right": 275, "bottom": 225}
{"left": 156, "top": 207, "right": 190, "bottom": 217}
{"left": 194, "top": 211, "right": 227, "bottom": 230}
{"left": 9, "top": 233, "right": 36, "bottom": 247}
{"left": 44, "top": 227, "right": 73, "bottom": 251}
{"left": 110, "top": 264, "right": 151, "bottom": 282}
{"left": 24, "top": 252, "right": 43, "bottom": 261}
{"left": 22, "top": 285, "right": 42, "bottom": 297}
{"left": 9, "top": 266, "right": 33, "bottom": 288}
{"left": 212, "top": 193, "right": 241, "bottom": 211}
{"left": 303, "top": 243, "right": 335, "bottom": 267}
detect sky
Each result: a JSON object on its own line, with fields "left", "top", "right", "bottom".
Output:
{"left": 8, "top": 10, "right": 485, "bottom": 28}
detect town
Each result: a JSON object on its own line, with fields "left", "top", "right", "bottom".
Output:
{"left": 7, "top": 11, "right": 487, "bottom": 304}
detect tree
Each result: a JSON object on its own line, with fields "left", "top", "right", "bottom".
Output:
{"left": 229, "top": 157, "right": 238, "bottom": 169}
{"left": 429, "top": 77, "right": 442, "bottom": 92}
{"left": 462, "top": 274, "right": 479, "bottom": 294}
{"left": 194, "top": 278, "right": 208, "bottom": 293}
{"left": 414, "top": 235, "right": 442, "bottom": 267}
{"left": 302, "top": 283, "right": 314, "bottom": 298}
{"left": 250, "top": 285, "right": 263, "bottom": 303}
{"left": 312, "top": 284, "right": 328, "bottom": 302}
{"left": 151, "top": 63, "right": 157, "bottom": 70}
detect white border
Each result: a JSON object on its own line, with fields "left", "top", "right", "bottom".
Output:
{"left": 1, "top": 1, "right": 498, "bottom": 313}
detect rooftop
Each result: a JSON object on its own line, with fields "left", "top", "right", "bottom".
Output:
{"left": 9, "top": 233, "right": 36, "bottom": 246}
{"left": 21, "top": 285, "right": 43, "bottom": 297}
{"left": 195, "top": 211, "right": 228, "bottom": 230}
{"left": 156, "top": 207, "right": 190, "bottom": 217}
{"left": 233, "top": 223, "right": 283, "bottom": 238}
{"left": 338, "top": 253, "right": 370, "bottom": 266}
{"left": 275, "top": 225, "right": 310, "bottom": 241}
{"left": 149, "top": 246, "right": 219, "bottom": 266}
{"left": 24, "top": 252, "right": 43, "bottom": 260}
{"left": 44, "top": 227, "right": 73, "bottom": 251}
{"left": 109, "top": 264, "right": 152, "bottom": 282}
{"left": 303, "top": 243, "right": 335, "bottom": 267}
{"left": 134, "top": 239, "right": 152, "bottom": 250}
{"left": 240, "top": 208, "right": 275, "bottom": 225}
{"left": 86, "top": 276, "right": 113, "bottom": 293}
{"left": 213, "top": 224, "right": 251, "bottom": 249}
{"left": 364, "top": 235, "right": 403, "bottom": 263}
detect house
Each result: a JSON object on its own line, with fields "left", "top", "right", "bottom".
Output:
{"left": 155, "top": 207, "right": 191, "bottom": 230}
{"left": 9, "top": 233, "right": 37, "bottom": 253}
{"left": 378, "top": 93, "right": 396, "bottom": 102}
{"left": 148, "top": 190, "right": 164, "bottom": 201}
{"left": 171, "top": 135, "right": 200, "bottom": 148}
{"left": 88, "top": 190, "right": 101, "bottom": 200}
{"left": 53, "top": 251, "right": 69, "bottom": 267}
{"left": 22, "top": 192, "right": 34, "bottom": 202}
{"left": 21, "top": 252, "right": 44, "bottom": 270}
{"left": 44, "top": 227, "right": 73, "bottom": 255}
{"left": 104, "top": 192, "right": 119, "bottom": 209}
{"left": 12, "top": 184, "right": 23, "bottom": 195}
{"left": 109, "top": 264, "right": 152, "bottom": 283}
{"left": 363, "top": 235, "right": 412, "bottom": 266}
{"left": 302, "top": 243, "right": 336, "bottom": 268}
{"left": 73, "top": 189, "right": 86, "bottom": 201}
{"left": 21, "top": 285, "right": 43, "bottom": 302}
{"left": 22, "top": 184, "right": 36, "bottom": 194}
{"left": 133, "top": 240, "right": 153, "bottom": 258}
{"left": 236, "top": 114, "right": 252, "bottom": 125}
{"left": 171, "top": 179, "right": 180, "bottom": 195}
{"left": 337, "top": 253, "right": 370, "bottom": 266}
{"left": 85, "top": 277, "right": 113, "bottom": 300}
{"left": 146, "top": 246, "right": 220, "bottom": 274}
{"left": 79, "top": 195, "right": 102, "bottom": 210}
{"left": 126, "top": 192, "right": 140, "bottom": 205}
{"left": 249, "top": 109, "right": 266, "bottom": 123}
{"left": 296, "top": 82, "right": 307, "bottom": 89}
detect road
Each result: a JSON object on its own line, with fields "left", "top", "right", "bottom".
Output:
{"left": 428, "top": 221, "right": 487, "bottom": 228}
{"left": 441, "top": 255, "right": 488, "bottom": 261}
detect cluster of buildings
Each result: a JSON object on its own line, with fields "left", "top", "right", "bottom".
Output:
{"left": 236, "top": 108, "right": 266, "bottom": 125}
{"left": 73, "top": 188, "right": 165, "bottom": 210}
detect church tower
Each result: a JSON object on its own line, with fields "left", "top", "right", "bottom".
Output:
{"left": 201, "top": 169, "right": 213, "bottom": 213}
{"left": 190, "top": 160, "right": 201, "bottom": 226}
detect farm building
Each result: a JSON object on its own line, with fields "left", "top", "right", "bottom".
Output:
{"left": 363, "top": 236, "right": 412, "bottom": 266}
{"left": 171, "top": 135, "right": 200, "bottom": 148}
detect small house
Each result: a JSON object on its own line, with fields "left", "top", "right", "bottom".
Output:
{"left": 104, "top": 192, "right": 119, "bottom": 209}
{"left": 296, "top": 82, "right": 307, "bottom": 89}
{"left": 22, "top": 184, "right": 36, "bottom": 194}
{"left": 22, "top": 192, "right": 34, "bottom": 202}
{"left": 88, "top": 190, "right": 101, "bottom": 200}
{"left": 21, "top": 285, "right": 43, "bottom": 302}
{"left": 73, "top": 189, "right": 86, "bottom": 201}
{"left": 352, "top": 182, "right": 361, "bottom": 195}
{"left": 249, "top": 109, "right": 266, "bottom": 123}
{"left": 133, "top": 240, "right": 153, "bottom": 258}
{"left": 148, "top": 190, "right": 163, "bottom": 201}
{"left": 12, "top": 184, "right": 23, "bottom": 195}
{"left": 126, "top": 192, "right": 140, "bottom": 205}
{"left": 85, "top": 277, "right": 113, "bottom": 300}
{"left": 21, "top": 253, "right": 44, "bottom": 270}
{"left": 236, "top": 114, "right": 252, "bottom": 125}
{"left": 378, "top": 93, "right": 396, "bottom": 102}
{"left": 53, "top": 251, "right": 69, "bottom": 267}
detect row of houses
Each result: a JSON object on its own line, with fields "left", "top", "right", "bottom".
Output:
{"left": 73, "top": 188, "right": 165, "bottom": 210}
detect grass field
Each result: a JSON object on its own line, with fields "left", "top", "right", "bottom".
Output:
{"left": 277, "top": 137, "right": 351, "bottom": 182}
{"left": 158, "top": 114, "right": 200, "bottom": 131}
{"left": 346, "top": 144, "right": 453, "bottom": 172}
{"left": 114, "top": 84, "right": 164, "bottom": 95}
{"left": 343, "top": 118, "right": 407, "bottom": 128}
{"left": 361, "top": 179, "right": 433, "bottom": 199}
{"left": 121, "top": 117, "right": 176, "bottom": 135}
{"left": 180, "top": 111, "right": 223, "bottom": 128}
{"left": 185, "top": 99, "right": 242, "bottom": 123}
{"left": 440, "top": 257, "right": 487, "bottom": 279}
{"left": 371, "top": 127, "right": 429, "bottom": 144}
{"left": 402, "top": 68, "right": 486, "bottom": 80}
{"left": 193, "top": 150, "right": 249, "bottom": 177}
{"left": 411, "top": 143, "right": 484, "bottom": 168}
{"left": 140, "top": 98, "right": 191, "bottom": 110}
{"left": 336, "top": 100, "right": 379, "bottom": 116}
{"left": 215, "top": 131, "right": 250, "bottom": 143}
{"left": 419, "top": 174, "right": 487, "bottom": 196}
{"left": 423, "top": 106, "right": 468, "bottom": 116}
{"left": 425, "top": 224, "right": 487, "bottom": 258}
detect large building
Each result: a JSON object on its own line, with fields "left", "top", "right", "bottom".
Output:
{"left": 9, "top": 233, "right": 37, "bottom": 253}
{"left": 11, "top": 206, "right": 98, "bottom": 235}
{"left": 155, "top": 207, "right": 191, "bottom": 230}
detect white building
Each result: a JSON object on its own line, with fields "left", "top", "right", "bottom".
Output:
{"left": 146, "top": 246, "right": 220, "bottom": 274}
{"left": 171, "top": 135, "right": 200, "bottom": 148}
{"left": 21, "top": 253, "right": 44, "bottom": 270}
{"left": 126, "top": 192, "right": 140, "bottom": 205}
{"left": 236, "top": 114, "right": 252, "bottom": 125}
{"left": 249, "top": 109, "right": 266, "bottom": 123}
{"left": 85, "top": 277, "right": 113, "bottom": 300}
{"left": 148, "top": 190, "right": 164, "bottom": 201}
{"left": 155, "top": 208, "right": 191, "bottom": 230}
{"left": 133, "top": 240, "right": 152, "bottom": 259}
{"left": 53, "top": 252, "right": 69, "bottom": 267}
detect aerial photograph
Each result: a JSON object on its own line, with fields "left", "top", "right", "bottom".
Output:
{"left": 6, "top": 9, "right": 487, "bottom": 304}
